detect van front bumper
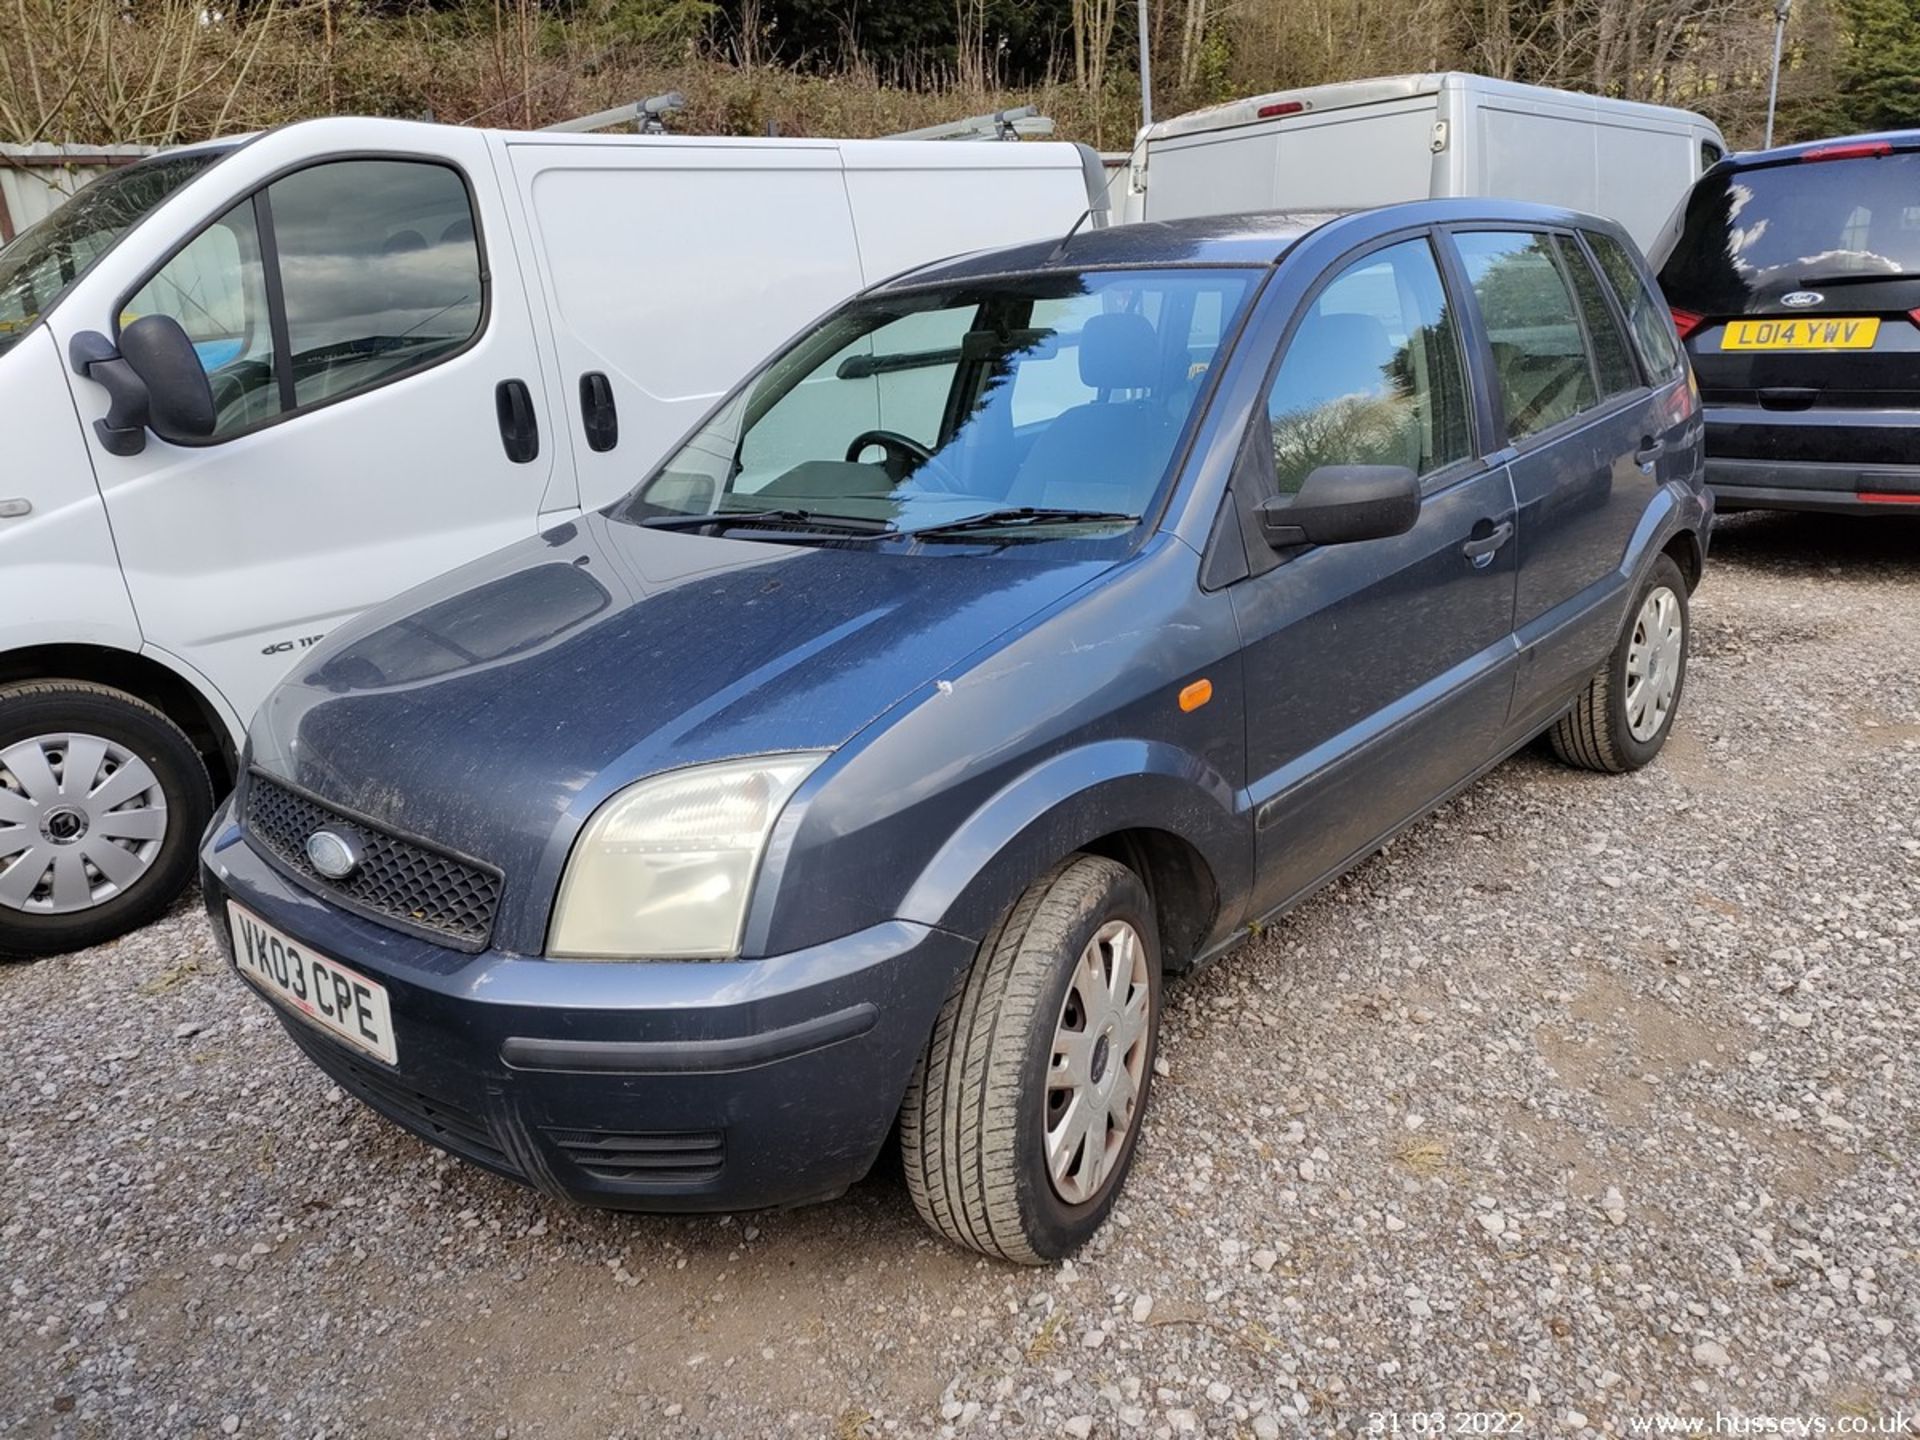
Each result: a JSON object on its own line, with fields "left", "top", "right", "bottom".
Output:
{"left": 199, "top": 801, "right": 974, "bottom": 1212}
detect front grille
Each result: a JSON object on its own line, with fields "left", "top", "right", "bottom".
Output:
{"left": 243, "top": 771, "right": 503, "bottom": 951}
{"left": 283, "top": 1023, "right": 519, "bottom": 1178}
{"left": 545, "top": 1126, "right": 726, "bottom": 1184}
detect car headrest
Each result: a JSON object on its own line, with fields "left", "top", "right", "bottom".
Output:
{"left": 382, "top": 229, "right": 428, "bottom": 254}
{"left": 1078, "top": 312, "right": 1159, "bottom": 392}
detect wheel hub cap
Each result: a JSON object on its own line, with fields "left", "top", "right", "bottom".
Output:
{"left": 42, "top": 807, "right": 88, "bottom": 844}
{"left": 1043, "top": 919, "right": 1152, "bottom": 1206}
{"left": 1624, "top": 586, "right": 1684, "bottom": 744}
{"left": 0, "top": 733, "right": 169, "bottom": 915}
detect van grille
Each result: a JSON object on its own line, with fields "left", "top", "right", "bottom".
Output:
{"left": 545, "top": 1127, "right": 726, "bottom": 1184}
{"left": 243, "top": 770, "right": 503, "bottom": 951}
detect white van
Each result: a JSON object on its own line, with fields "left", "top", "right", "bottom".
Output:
{"left": 0, "top": 116, "right": 1106, "bottom": 956}
{"left": 1124, "top": 73, "right": 1726, "bottom": 252}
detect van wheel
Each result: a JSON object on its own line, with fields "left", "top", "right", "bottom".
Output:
{"left": 1550, "top": 553, "right": 1689, "bottom": 774}
{"left": 900, "top": 855, "right": 1161, "bottom": 1264}
{"left": 0, "top": 681, "right": 213, "bottom": 960}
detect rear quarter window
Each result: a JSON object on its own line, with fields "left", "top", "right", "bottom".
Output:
{"left": 1588, "top": 231, "right": 1683, "bottom": 379}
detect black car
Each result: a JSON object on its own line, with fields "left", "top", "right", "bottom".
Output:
{"left": 1658, "top": 132, "right": 1920, "bottom": 515}
{"left": 203, "top": 201, "right": 1709, "bottom": 1262}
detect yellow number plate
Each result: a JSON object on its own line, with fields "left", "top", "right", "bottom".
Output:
{"left": 1721, "top": 317, "right": 1881, "bottom": 351}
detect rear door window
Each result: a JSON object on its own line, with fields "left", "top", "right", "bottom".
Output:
{"left": 1587, "top": 231, "right": 1683, "bottom": 380}
{"left": 1455, "top": 230, "right": 1598, "bottom": 442}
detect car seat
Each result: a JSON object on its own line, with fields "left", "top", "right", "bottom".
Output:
{"left": 1008, "top": 311, "right": 1176, "bottom": 512}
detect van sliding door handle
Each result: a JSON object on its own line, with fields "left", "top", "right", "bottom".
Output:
{"left": 1461, "top": 520, "right": 1514, "bottom": 567}
{"left": 579, "top": 372, "right": 618, "bottom": 453}
{"left": 495, "top": 380, "right": 539, "bottom": 464}
{"left": 1635, "top": 437, "right": 1666, "bottom": 467}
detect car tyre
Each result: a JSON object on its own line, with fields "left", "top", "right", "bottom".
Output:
{"left": 0, "top": 680, "right": 214, "bottom": 960}
{"left": 1549, "top": 553, "right": 1690, "bottom": 774}
{"left": 900, "top": 854, "right": 1161, "bottom": 1264}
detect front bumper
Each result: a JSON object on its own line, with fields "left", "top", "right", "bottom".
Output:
{"left": 200, "top": 800, "right": 974, "bottom": 1212}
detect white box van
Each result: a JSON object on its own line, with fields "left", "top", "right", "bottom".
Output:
{"left": 0, "top": 116, "right": 1106, "bottom": 956}
{"left": 1125, "top": 73, "right": 1725, "bottom": 252}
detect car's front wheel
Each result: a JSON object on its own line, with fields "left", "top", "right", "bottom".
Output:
{"left": 1550, "top": 553, "right": 1690, "bottom": 774}
{"left": 0, "top": 681, "right": 214, "bottom": 960}
{"left": 900, "top": 854, "right": 1161, "bottom": 1264}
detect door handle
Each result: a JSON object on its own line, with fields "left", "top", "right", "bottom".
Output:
{"left": 1634, "top": 436, "right": 1666, "bottom": 467}
{"left": 495, "top": 379, "right": 539, "bottom": 464}
{"left": 1461, "top": 519, "right": 1514, "bottom": 568}
{"left": 579, "top": 372, "right": 618, "bottom": 453}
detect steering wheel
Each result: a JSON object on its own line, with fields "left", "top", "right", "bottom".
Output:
{"left": 845, "top": 429, "right": 968, "bottom": 494}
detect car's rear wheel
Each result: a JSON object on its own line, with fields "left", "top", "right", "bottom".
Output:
{"left": 1549, "top": 553, "right": 1690, "bottom": 773}
{"left": 0, "top": 681, "right": 213, "bottom": 960}
{"left": 900, "top": 854, "right": 1161, "bottom": 1264}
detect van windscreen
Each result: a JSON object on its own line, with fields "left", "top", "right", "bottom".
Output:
{"left": 0, "top": 150, "right": 229, "bottom": 358}
{"left": 1660, "top": 152, "right": 1920, "bottom": 311}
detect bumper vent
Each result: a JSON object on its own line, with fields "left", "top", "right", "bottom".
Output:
{"left": 243, "top": 770, "right": 503, "bottom": 951}
{"left": 283, "top": 1024, "right": 518, "bottom": 1178}
{"left": 545, "top": 1127, "right": 726, "bottom": 1184}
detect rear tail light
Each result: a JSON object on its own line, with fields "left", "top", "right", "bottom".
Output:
{"left": 1256, "top": 100, "right": 1307, "bottom": 118}
{"left": 1859, "top": 492, "right": 1920, "bottom": 505}
{"left": 1909, "top": 307, "right": 1920, "bottom": 329}
{"left": 1670, "top": 308, "right": 1706, "bottom": 340}
{"left": 1801, "top": 140, "right": 1893, "bottom": 163}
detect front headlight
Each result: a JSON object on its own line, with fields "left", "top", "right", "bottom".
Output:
{"left": 547, "top": 752, "right": 827, "bottom": 960}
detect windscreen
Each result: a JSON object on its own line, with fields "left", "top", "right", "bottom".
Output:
{"left": 1660, "top": 153, "right": 1920, "bottom": 311}
{"left": 626, "top": 267, "right": 1258, "bottom": 546}
{"left": 0, "top": 150, "right": 229, "bottom": 358}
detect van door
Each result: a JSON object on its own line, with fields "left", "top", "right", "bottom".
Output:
{"left": 1231, "top": 232, "right": 1520, "bottom": 919}
{"left": 50, "top": 130, "right": 557, "bottom": 722}
{"left": 1447, "top": 226, "right": 1661, "bottom": 729}
{"left": 501, "top": 140, "right": 867, "bottom": 512}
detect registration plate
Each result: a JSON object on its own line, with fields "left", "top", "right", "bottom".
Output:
{"left": 227, "top": 901, "right": 398, "bottom": 1064}
{"left": 1721, "top": 317, "right": 1881, "bottom": 350}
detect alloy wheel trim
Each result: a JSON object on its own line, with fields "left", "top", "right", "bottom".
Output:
{"left": 1624, "top": 585, "right": 1684, "bottom": 743}
{"left": 1043, "top": 918, "right": 1152, "bottom": 1206}
{"left": 0, "top": 733, "right": 169, "bottom": 914}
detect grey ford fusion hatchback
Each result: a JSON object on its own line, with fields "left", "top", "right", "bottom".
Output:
{"left": 202, "top": 201, "right": 1710, "bottom": 1262}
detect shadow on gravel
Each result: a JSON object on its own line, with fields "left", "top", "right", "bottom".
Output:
{"left": 1709, "top": 509, "right": 1920, "bottom": 579}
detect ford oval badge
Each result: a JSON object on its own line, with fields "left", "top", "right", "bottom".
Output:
{"left": 1780, "top": 290, "right": 1824, "bottom": 309}
{"left": 306, "top": 828, "right": 363, "bottom": 880}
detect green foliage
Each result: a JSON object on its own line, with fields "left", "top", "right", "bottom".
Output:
{"left": 1833, "top": 0, "right": 1920, "bottom": 131}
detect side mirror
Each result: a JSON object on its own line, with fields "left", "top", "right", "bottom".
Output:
{"left": 1255, "top": 465, "right": 1421, "bottom": 550}
{"left": 120, "top": 316, "right": 216, "bottom": 443}
{"left": 70, "top": 319, "right": 215, "bottom": 455}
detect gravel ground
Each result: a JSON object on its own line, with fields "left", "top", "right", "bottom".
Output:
{"left": 3, "top": 511, "right": 1916, "bottom": 1440}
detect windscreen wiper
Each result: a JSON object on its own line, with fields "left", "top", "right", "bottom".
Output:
{"left": 638, "top": 507, "right": 897, "bottom": 536}
{"left": 908, "top": 507, "right": 1141, "bottom": 541}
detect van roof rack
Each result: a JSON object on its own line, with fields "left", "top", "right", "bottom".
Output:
{"left": 543, "top": 92, "right": 687, "bottom": 135}
{"left": 886, "top": 106, "right": 1056, "bottom": 142}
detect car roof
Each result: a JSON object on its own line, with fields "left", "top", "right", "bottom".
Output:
{"left": 875, "top": 197, "right": 1640, "bottom": 291}
{"left": 1720, "top": 129, "right": 1920, "bottom": 170}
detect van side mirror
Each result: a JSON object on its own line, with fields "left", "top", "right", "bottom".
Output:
{"left": 1255, "top": 465, "right": 1421, "bottom": 549}
{"left": 69, "top": 320, "right": 215, "bottom": 456}
{"left": 120, "top": 316, "right": 216, "bottom": 443}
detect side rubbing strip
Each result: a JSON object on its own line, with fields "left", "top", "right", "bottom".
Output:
{"left": 501, "top": 1002, "right": 879, "bottom": 1075}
